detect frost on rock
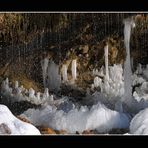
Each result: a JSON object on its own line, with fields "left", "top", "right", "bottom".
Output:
{"left": 130, "top": 108, "right": 148, "bottom": 135}
{"left": 21, "top": 102, "right": 129, "bottom": 134}
{"left": 0, "top": 104, "right": 40, "bottom": 135}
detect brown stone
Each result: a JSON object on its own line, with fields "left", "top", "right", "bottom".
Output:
{"left": 82, "top": 45, "right": 89, "bottom": 54}
{"left": 55, "top": 130, "right": 68, "bottom": 135}
{"left": 82, "top": 130, "right": 94, "bottom": 135}
{"left": 37, "top": 126, "right": 56, "bottom": 135}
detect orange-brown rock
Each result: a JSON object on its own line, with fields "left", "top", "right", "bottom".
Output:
{"left": 37, "top": 126, "right": 56, "bottom": 135}
{"left": 55, "top": 130, "right": 68, "bottom": 135}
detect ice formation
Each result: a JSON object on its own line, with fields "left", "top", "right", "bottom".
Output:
{"left": 21, "top": 102, "right": 129, "bottom": 133}
{"left": 0, "top": 104, "right": 40, "bottom": 135}
{"left": 0, "top": 78, "right": 54, "bottom": 105}
{"left": 61, "top": 64, "right": 68, "bottom": 82}
{"left": 133, "top": 82, "right": 148, "bottom": 102}
{"left": 104, "top": 44, "right": 109, "bottom": 80}
{"left": 41, "top": 58, "right": 61, "bottom": 92}
{"left": 71, "top": 59, "right": 77, "bottom": 81}
{"left": 47, "top": 60, "right": 61, "bottom": 92}
{"left": 41, "top": 57, "right": 49, "bottom": 88}
{"left": 94, "top": 76, "right": 102, "bottom": 89}
{"left": 93, "top": 64, "right": 124, "bottom": 98}
{"left": 123, "top": 18, "right": 135, "bottom": 103}
{"left": 143, "top": 64, "right": 148, "bottom": 80}
{"left": 130, "top": 108, "right": 148, "bottom": 135}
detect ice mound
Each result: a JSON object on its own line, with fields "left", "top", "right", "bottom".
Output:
{"left": 93, "top": 64, "right": 124, "bottom": 98}
{"left": 0, "top": 104, "right": 40, "bottom": 135}
{"left": 21, "top": 102, "right": 130, "bottom": 134}
{"left": 133, "top": 82, "right": 148, "bottom": 102}
{"left": 130, "top": 108, "right": 148, "bottom": 135}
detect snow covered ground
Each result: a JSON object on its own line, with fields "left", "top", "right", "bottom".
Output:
{"left": 0, "top": 104, "right": 40, "bottom": 135}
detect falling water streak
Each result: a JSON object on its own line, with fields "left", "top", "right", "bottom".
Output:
{"left": 123, "top": 18, "right": 135, "bottom": 102}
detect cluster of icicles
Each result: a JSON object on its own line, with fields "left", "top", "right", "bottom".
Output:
{"left": 1, "top": 78, "right": 54, "bottom": 105}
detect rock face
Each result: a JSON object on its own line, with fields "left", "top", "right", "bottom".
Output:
{"left": 0, "top": 104, "right": 41, "bottom": 135}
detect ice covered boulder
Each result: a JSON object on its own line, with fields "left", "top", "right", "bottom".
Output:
{"left": 130, "top": 108, "right": 148, "bottom": 135}
{"left": 0, "top": 104, "right": 40, "bottom": 135}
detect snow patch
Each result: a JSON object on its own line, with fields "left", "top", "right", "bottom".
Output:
{"left": 0, "top": 104, "right": 40, "bottom": 135}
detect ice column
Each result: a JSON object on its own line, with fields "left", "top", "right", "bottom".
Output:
{"left": 62, "top": 64, "right": 68, "bottom": 82}
{"left": 41, "top": 57, "right": 49, "bottom": 88}
{"left": 123, "top": 18, "right": 135, "bottom": 102}
{"left": 104, "top": 44, "right": 109, "bottom": 80}
{"left": 71, "top": 59, "right": 77, "bottom": 81}
{"left": 47, "top": 60, "right": 61, "bottom": 92}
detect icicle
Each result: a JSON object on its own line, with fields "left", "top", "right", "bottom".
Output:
{"left": 71, "top": 59, "right": 77, "bottom": 81}
{"left": 43, "top": 88, "right": 49, "bottom": 99}
{"left": 49, "top": 95, "right": 54, "bottom": 101}
{"left": 47, "top": 60, "right": 61, "bottom": 92}
{"left": 62, "top": 64, "right": 68, "bottom": 82}
{"left": 29, "top": 88, "right": 35, "bottom": 98}
{"left": 36, "top": 92, "right": 41, "bottom": 101}
{"left": 41, "top": 57, "right": 49, "bottom": 88}
{"left": 104, "top": 44, "right": 109, "bottom": 81}
{"left": 91, "top": 84, "right": 95, "bottom": 91}
{"left": 15, "top": 81, "right": 19, "bottom": 89}
{"left": 94, "top": 76, "right": 102, "bottom": 88}
{"left": 2, "top": 78, "right": 10, "bottom": 92}
{"left": 123, "top": 18, "right": 135, "bottom": 103}
{"left": 136, "top": 63, "right": 142, "bottom": 74}
{"left": 5, "top": 78, "right": 9, "bottom": 86}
